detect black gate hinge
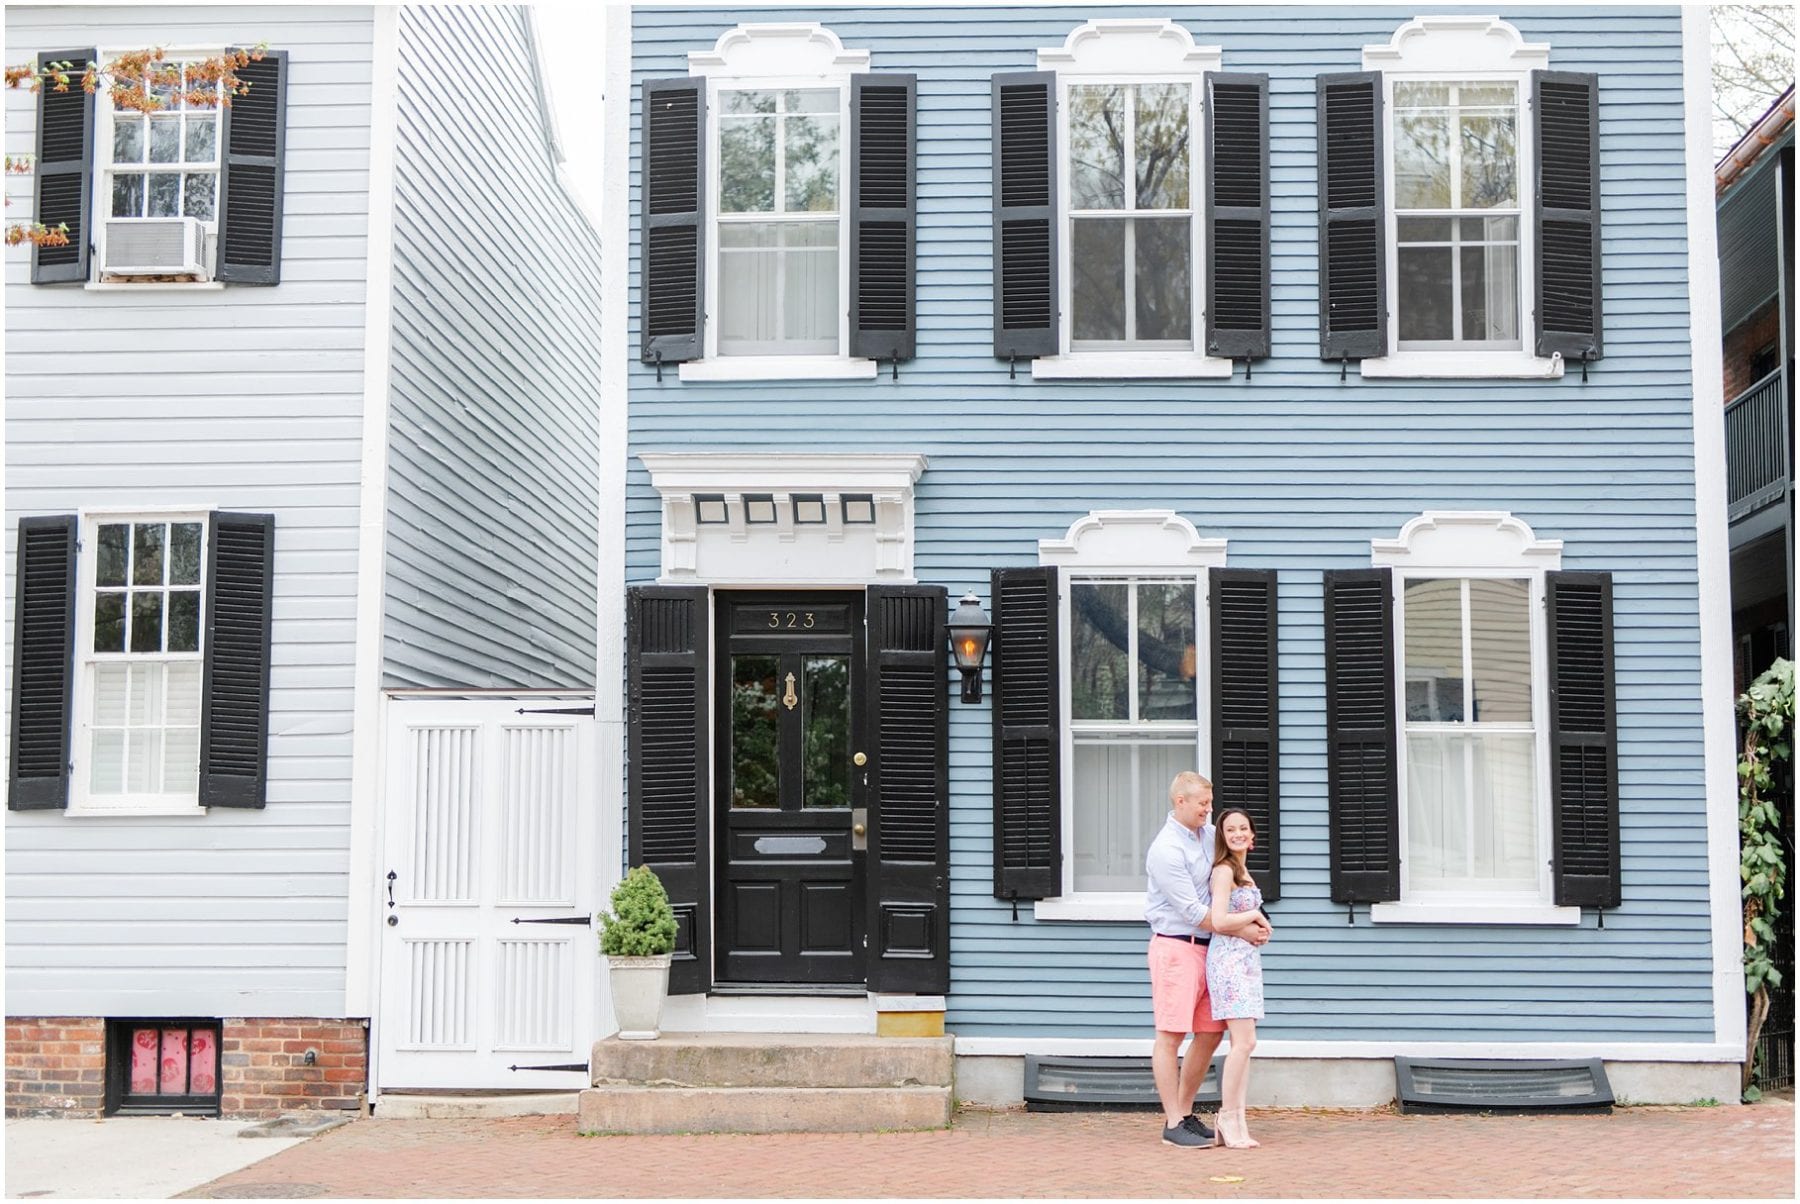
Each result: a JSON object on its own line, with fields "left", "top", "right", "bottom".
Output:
{"left": 515, "top": 705, "right": 595, "bottom": 716}
{"left": 508, "top": 1062, "right": 589, "bottom": 1073}
{"left": 511, "top": 915, "right": 593, "bottom": 926}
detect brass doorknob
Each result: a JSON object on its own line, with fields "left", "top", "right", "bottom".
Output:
{"left": 853, "top": 823, "right": 867, "bottom": 837}
{"left": 852, "top": 752, "right": 867, "bottom": 766}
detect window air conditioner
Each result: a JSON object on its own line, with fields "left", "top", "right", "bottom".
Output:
{"left": 102, "top": 216, "right": 209, "bottom": 280}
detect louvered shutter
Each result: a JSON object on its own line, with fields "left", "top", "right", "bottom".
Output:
{"left": 865, "top": 585, "right": 949, "bottom": 992}
{"left": 1533, "top": 71, "right": 1603, "bottom": 363}
{"left": 851, "top": 74, "right": 917, "bottom": 362}
{"left": 199, "top": 513, "right": 275, "bottom": 808}
{"left": 9, "top": 516, "right": 77, "bottom": 809}
{"left": 992, "top": 72, "right": 1058, "bottom": 359}
{"left": 217, "top": 50, "right": 288, "bottom": 285}
{"left": 1547, "top": 571, "right": 1619, "bottom": 909}
{"left": 1210, "top": 569, "right": 1280, "bottom": 901}
{"left": 1324, "top": 568, "right": 1399, "bottom": 902}
{"left": 1317, "top": 72, "right": 1386, "bottom": 360}
{"left": 1205, "top": 73, "right": 1270, "bottom": 360}
{"left": 992, "top": 567, "right": 1061, "bottom": 899}
{"left": 31, "top": 49, "right": 95, "bottom": 285}
{"left": 641, "top": 78, "right": 705, "bottom": 365}
{"left": 626, "top": 586, "right": 710, "bottom": 994}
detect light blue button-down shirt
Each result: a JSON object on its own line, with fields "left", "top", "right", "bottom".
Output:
{"left": 1144, "top": 814, "right": 1216, "bottom": 937}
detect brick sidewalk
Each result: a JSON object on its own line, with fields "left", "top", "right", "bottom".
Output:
{"left": 182, "top": 1100, "right": 1796, "bottom": 1199}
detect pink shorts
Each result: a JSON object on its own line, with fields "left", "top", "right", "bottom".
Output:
{"left": 1148, "top": 935, "right": 1226, "bottom": 1035}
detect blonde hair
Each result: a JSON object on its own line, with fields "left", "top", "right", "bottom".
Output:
{"left": 1169, "top": 771, "right": 1213, "bottom": 806}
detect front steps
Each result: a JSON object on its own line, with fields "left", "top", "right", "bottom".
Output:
{"left": 577, "top": 1032, "right": 953, "bottom": 1135}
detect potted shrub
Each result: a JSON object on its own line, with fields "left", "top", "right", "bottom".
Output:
{"left": 598, "top": 865, "right": 678, "bottom": 1040}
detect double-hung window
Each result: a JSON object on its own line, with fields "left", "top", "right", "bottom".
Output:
{"left": 104, "top": 59, "right": 223, "bottom": 227}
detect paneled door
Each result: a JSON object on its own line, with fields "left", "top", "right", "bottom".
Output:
{"left": 714, "top": 594, "right": 867, "bottom": 985}
{"left": 376, "top": 698, "right": 598, "bottom": 1091}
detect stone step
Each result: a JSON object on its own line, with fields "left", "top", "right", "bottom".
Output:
{"left": 590, "top": 1032, "right": 953, "bottom": 1090}
{"left": 577, "top": 1084, "right": 951, "bottom": 1135}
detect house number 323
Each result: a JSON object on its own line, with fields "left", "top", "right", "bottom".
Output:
{"left": 768, "top": 611, "right": 816, "bottom": 629}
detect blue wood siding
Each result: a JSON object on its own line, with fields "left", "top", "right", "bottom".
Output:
{"left": 383, "top": 4, "right": 603, "bottom": 689}
{"left": 627, "top": 6, "right": 1711, "bottom": 1042}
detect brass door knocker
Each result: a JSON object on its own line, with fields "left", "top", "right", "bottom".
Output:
{"left": 782, "top": 672, "right": 798, "bottom": 710}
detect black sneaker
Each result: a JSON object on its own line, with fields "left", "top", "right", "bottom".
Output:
{"left": 1183, "top": 1113, "right": 1216, "bottom": 1141}
{"left": 1162, "top": 1118, "right": 1211, "bottom": 1147}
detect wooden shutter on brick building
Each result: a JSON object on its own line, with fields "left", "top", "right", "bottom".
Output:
{"left": 1533, "top": 71, "right": 1603, "bottom": 363}
{"left": 1324, "top": 568, "right": 1399, "bottom": 902}
{"left": 1205, "top": 73, "right": 1271, "bottom": 360}
{"left": 199, "top": 513, "right": 275, "bottom": 808}
{"left": 851, "top": 74, "right": 917, "bottom": 362}
{"left": 1317, "top": 71, "right": 1385, "bottom": 361}
{"left": 992, "top": 567, "right": 1061, "bottom": 899}
{"left": 641, "top": 78, "right": 706, "bottom": 365}
{"left": 31, "top": 49, "right": 95, "bottom": 285}
{"left": 217, "top": 50, "right": 289, "bottom": 285}
{"left": 626, "top": 585, "right": 710, "bottom": 993}
{"left": 9, "top": 516, "right": 77, "bottom": 809}
{"left": 1210, "top": 568, "right": 1281, "bottom": 900}
{"left": 865, "top": 585, "right": 949, "bottom": 992}
{"left": 1547, "top": 571, "right": 1620, "bottom": 909}
{"left": 992, "top": 72, "right": 1058, "bottom": 360}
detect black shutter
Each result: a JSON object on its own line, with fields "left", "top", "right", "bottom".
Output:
{"left": 992, "top": 566, "right": 1061, "bottom": 899}
{"left": 865, "top": 585, "right": 949, "bottom": 993}
{"left": 217, "top": 50, "right": 288, "bottom": 285}
{"left": 626, "top": 586, "right": 710, "bottom": 993}
{"left": 1534, "top": 71, "right": 1602, "bottom": 363}
{"left": 1205, "top": 73, "right": 1270, "bottom": 360}
{"left": 641, "top": 78, "right": 705, "bottom": 365}
{"left": 1317, "top": 71, "right": 1385, "bottom": 360}
{"left": 851, "top": 74, "right": 917, "bottom": 362}
{"left": 1547, "top": 571, "right": 1620, "bottom": 909}
{"left": 199, "top": 513, "right": 275, "bottom": 808}
{"left": 9, "top": 516, "right": 77, "bottom": 809}
{"left": 1324, "top": 568, "right": 1399, "bottom": 902}
{"left": 992, "top": 72, "right": 1058, "bottom": 360}
{"left": 31, "top": 49, "right": 95, "bottom": 285}
{"left": 1210, "top": 569, "right": 1280, "bottom": 901}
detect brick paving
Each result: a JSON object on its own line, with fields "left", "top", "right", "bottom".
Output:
{"left": 183, "top": 1100, "right": 1796, "bottom": 1199}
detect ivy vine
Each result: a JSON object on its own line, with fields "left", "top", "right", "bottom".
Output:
{"left": 1738, "top": 657, "right": 1792, "bottom": 1100}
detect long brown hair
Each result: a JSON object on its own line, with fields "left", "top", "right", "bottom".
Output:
{"left": 1212, "top": 808, "right": 1255, "bottom": 887}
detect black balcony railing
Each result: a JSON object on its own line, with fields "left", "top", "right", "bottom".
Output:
{"left": 1725, "top": 367, "right": 1792, "bottom": 522}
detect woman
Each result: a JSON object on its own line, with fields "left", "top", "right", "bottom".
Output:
{"left": 1207, "top": 808, "right": 1267, "bottom": 1148}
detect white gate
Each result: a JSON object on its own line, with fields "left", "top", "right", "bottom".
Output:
{"left": 375, "top": 697, "right": 602, "bottom": 1091}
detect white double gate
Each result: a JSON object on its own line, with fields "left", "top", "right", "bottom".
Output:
{"left": 375, "top": 697, "right": 609, "bottom": 1091}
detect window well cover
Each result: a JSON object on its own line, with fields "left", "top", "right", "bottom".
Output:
{"left": 1394, "top": 1057, "right": 1613, "bottom": 1114}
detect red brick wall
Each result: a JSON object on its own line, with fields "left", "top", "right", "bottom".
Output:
{"left": 1723, "top": 298, "right": 1783, "bottom": 401}
{"left": 4, "top": 1018, "right": 106, "bottom": 1117}
{"left": 6, "top": 1016, "right": 368, "bottom": 1119}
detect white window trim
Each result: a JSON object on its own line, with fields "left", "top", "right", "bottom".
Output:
{"left": 683, "top": 24, "right": 878, "bottom": 382}
{"left": 1030, "top": 20, "right": 1234, "bottom": 380}
{"left": 67, "top": 505, "right": 216, "bottom": 818}
{"left": 91, "top": 45, "right": 227, "bottom": 284}
{"left": 1372, "top": 509, "right": 1571, "bottom": 922}
{"left": 1355, "top": 16, "right": 1563, "bottom": 379}
{"left": 1034, "top": 510, "right": 1226, "bottom": 921}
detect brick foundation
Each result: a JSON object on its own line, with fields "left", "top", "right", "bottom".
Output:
{"left": 6, "top": 1016, "right": 368, "bottom": 1119}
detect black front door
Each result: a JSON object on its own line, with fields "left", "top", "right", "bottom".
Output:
{"left": 714, "top": 593, "right": 866, "bottom": 985}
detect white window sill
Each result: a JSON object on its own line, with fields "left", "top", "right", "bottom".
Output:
{"left": 1033, "top": 894, "right": 1148, "bottom": 922}
{"left": 677, "top": 356, "right": 879, "bottom": 383}
{"left": 64, "top": 803, "right": 209, "bottom": 818}
{"left": 1031, "top": 352, "right": 1235, "bottom": 381}
{"left": 86, "top": 280, "right": 225, "bottom": 292}
{"left": 1369, "top": 901, "right": 1583, "bottom": 926}
{"left": 1359, "top": 350, "right": 1564, "bottom": 379}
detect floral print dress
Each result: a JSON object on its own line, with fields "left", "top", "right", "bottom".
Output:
{"left": 1205, "top": 884, "right": 1265, "bottom": 1020}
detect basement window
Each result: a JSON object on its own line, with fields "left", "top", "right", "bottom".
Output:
{"left": 105, "top": 1019, "right": 222, "bottom": 1116}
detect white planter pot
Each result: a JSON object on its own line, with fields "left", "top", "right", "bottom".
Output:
{"left": 607, "top": 954, "right": 672, "bottom": 1040}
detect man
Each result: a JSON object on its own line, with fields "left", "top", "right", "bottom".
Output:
{"left": 1145, "top": 771, "right": 1271, "bottom": 1147}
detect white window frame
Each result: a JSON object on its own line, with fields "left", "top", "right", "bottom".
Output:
{"left": 1032, "top": 20, "right": 1233, "bottom": 382}
{"left": 1369, "top": 510, "right": 1579, "bottom": 925}
{"left": 68, "top": 506, "right": 215, "bottom": 817}
{"left": 1032, "top": 511, "right": 1227, "bottom": 921}
{"left": 680, "top": 23, "right": 878, "bottom": 383}
{"left": 1358, "top": 15, "right": 1565, "bottom": 380}
{"left": 90, "top": 46, "right": 228, "bottom": 287}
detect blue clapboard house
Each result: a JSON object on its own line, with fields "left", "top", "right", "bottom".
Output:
{"left": 607, "top": 4, "right": 1741, "bottom": 1105}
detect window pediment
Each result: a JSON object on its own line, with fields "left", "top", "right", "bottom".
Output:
{"left": 1372, "top": 510, "right": 1563, "bottom": 571}
{"left": 1038, "top": 19, "right": 1220, "bottom": 76}
{"left": 689, "top": 23, "right": 870, "bottom": 79}
{"left": 1039, "top": 510, "right": 1226, "bottom": 569}
{"left": 1363, "top": 15, "right": 1549, "bottom": 72}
